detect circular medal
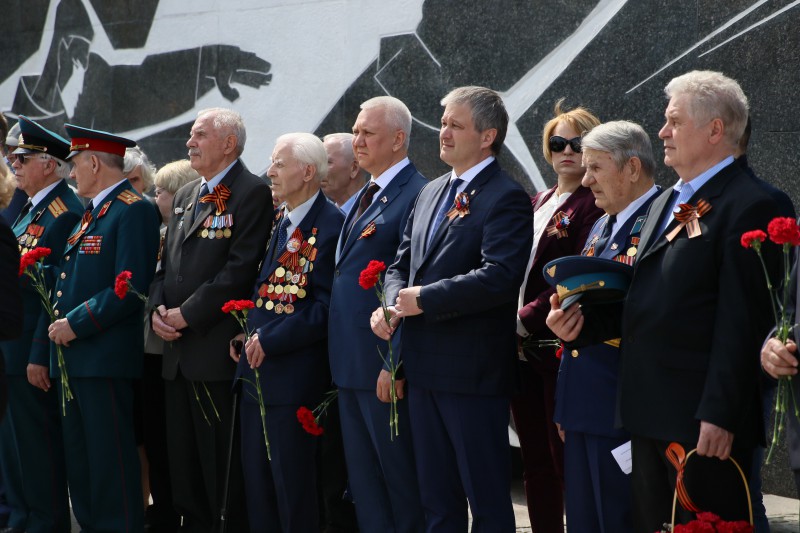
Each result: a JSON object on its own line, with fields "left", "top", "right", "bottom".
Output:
{"left": 275, "top": 303, "right": 284, "bottom": 314}
{"left": 223, "top": 228, "right": 232, "bottom": 238}
{"left": 201, "top": 229, "right": 209, "bottom": 238}
{"left": 290, "top": 285, "right": 299, "bottom": 295}
{"left": 274, "top": 285, "right": 284, "bottom": 295}
{"left": 275, "top": 267, "right": 286, "bottom": 278}
{"left": 308, "top": 263, "right": 314, "bottom": 272}
{"left": 299, "top": 257, "right": 307, "bottom": 266}
{"left": 297, "top": 288, "right": 307, "bottom": 298}
{"left": 265, "top": 301, "right": 275, "bottom": 310}
{"left": 308, "top": 237, "right": 316, "bottom": 245}
{"left": 208, "top": 230, "right": 216, "bottom": 240}
{"left": 291, "top": 273, "right": 300, "bottom": 283}
{"left": 21, "top": 247, "right": 29, "bottom": 255}
{"left": 285, "top": 304, "right": 295, "bottom": 314}
{"left": 267, "top": 284, "right": 275, "bottom": 294}
{"left": 31, "top": 238, "right": 38, "bottom": 246}
{"left": 627, "top": 247, "right": 637, "bottom": 257}
{"left": 286, "top": 238, "right": 301, "bottom": 253}
{"left": 284, "top": 272, "right": 292, "bottom": 282}
{"left": 216, "top": 229, "right": 224, "bottom": 238}
{"left": 256, "top": 298, "right": 263, "bottom": 308}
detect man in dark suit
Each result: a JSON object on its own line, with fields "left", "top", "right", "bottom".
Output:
{"left": 232, "top": 132, "right": 343, "bottom": 532}
{"left": 45, "top": 124, "right": 160, "bottom": 532}
{"left": 545, "top": 120, "right": 659, "bottom": 533}
{"left": 372, "top": 86, "right": 533, "bottom": 532}
{"left": 328, "top": 96, "right": 427, "bottom": 533}
{"left": 617, "top": 71, "right": 780, "bottom": 531}
{"left": 149, "top": 108, "right": 272, "bottom": 532}
{"left": 0, "top": 116, "right": 82, "bottom": 533}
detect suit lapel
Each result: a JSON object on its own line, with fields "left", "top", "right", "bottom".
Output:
{"left": 532, "top": 186, "right": 591, "bottom": 265}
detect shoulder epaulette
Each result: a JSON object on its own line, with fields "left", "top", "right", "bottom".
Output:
{"left": 117, "top": 190, "right": 142, "bottom": 205}
{"left": 47, "top": 197, "right": 69, "bottom": 218}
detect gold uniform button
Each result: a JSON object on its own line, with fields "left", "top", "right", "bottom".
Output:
{"left": 571, "top": 349, "right": 579, "bottom": 358}
{"left": 65, "top": 255, "right": 70, "bottom": 261}
{"left": 56, "top": 291, "right": 63, "bottom": 297}
{"left": 54, "top": 310, "right": 60, "bottom": 317}
{"left": 60, "top": 272, "right": 66, "bottom": 279}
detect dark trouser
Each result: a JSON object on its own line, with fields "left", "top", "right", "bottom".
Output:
{"left": 631, "top": 435, "right": 753, "bottom": 533}
{"left": 164, "top": 371, "right": 247, "bottom": 533}
{"left": 60, "top": 377, "right": 144, "bottom": 533}
{"left": 315, "top": 394, "right": 358, "bottom": 533}
{"left": 509, "top": 360, "right": 564, "bottom": 533}
{"left": 0, "top": 375, "right": 70, "bottom": 533}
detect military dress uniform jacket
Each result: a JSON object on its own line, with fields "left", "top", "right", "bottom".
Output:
{"left": 554, "top": 192, "right": 656, "bottom": 439}
{"left": 384, "top": 160, "right": 534, "bottom": 396}
{"left": 235, "top": 192, "right": 343, "bottom": 406}
{"left": 47, "top": 180, "right": 160, "bottom": 378}
{"left": 0, "top": 180, "right": 82, "bottom": 374}
{"left": 620, "top": 162, "right": 781, "bottom": 447}
{"left": 149, "top": 160, "right": 273, "bottom": 382}
{"left": 328, "top": 162, "right": 427, "bottom": 390}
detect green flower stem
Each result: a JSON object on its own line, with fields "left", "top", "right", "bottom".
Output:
{"left": 202, "top": 381, "right": 221, "bottom": 422}
{"left": 191, "top": 381, "right": 211, "bottom": 425}
{"left": 375, "top": 279, "right": 401, "bottom": 439}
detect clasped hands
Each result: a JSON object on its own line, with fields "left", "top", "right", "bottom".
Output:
{"left": 151, "top": 305, "right": 188, "bottom": 341}
{"left": 370, "top": 286, "right": 421, "bottom": 340}
{"left": 228, "top": 332, "right": 265, "bottom": 369}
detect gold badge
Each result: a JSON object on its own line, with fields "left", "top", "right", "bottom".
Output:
{"left": 275, "top": 267, "right": 286, "bottom": 278}
{"left": 627, "top": 247, "right": 637, "bottom": 257}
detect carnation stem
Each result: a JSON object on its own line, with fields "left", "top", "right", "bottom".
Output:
{"left": 191, "top": 381, "right": 211, "bottom": 425}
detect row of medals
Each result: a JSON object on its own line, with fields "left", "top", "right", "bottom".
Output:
{"left": 256, "top": 262, "right": 314, "bottom": 315}
{"left": 199, "top": 227, "right": 232, "bottom": 239}
{"left": 198, "top": 215, "right": 233, "bottom": 240}
{"left": 18, "top": 230, "right": 42, "bottom": 255}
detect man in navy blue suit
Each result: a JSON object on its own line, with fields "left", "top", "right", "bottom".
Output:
{"left": 372, "top": 86, "right": 533, "bottom": 532}
{"left": 233, "top": 132, "right": 344, "bottom": 532}
{"left": 545, "top": 120, "right": 659, "bottom": 533}
{"left": 328, "top": 96, "right": 426, "bottom": 532}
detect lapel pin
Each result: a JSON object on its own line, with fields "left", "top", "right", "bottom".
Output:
{"left": 174, "top": 207, "right": 184, "bottom": 215}
{"left": 380, "top": 196, "right": 387, "bottom": 203}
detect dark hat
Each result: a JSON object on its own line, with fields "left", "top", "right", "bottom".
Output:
{"left": 64, "top": 123, "right": 136, "bottom": 160}
{"left": 542, "top": 255, "right": 633, "bottom": 310}
{"left": 13, "top": 115, "right": 71, "bottom": 161}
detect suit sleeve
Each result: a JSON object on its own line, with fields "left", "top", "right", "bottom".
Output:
{"left": 66, "top": 201, "right": 160, "bottom": 339}
{"left": 417, "top": 186, "right": 534, "bottom": 321}
{"left": 180, "top": 181, "right": 272, "bottom": 331}
{"left": 0, "top": 221, "right": 22, "bottom": 340}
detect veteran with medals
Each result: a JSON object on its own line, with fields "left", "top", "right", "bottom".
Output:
{"left": 232, "top": 133, "right": 343, "bottom": 532}
{"left": 149, "top": 108, "right": 272, "bottom": 532}
{"left": 43, "top": 125, "right": 160, "bottom": 532}
{"left": 545, "top": 120, "right": 659, "bottom": 533}
{"left": 0, "top": 116, "right": 82, "bottom": 533}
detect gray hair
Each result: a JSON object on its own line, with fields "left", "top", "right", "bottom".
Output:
{"left": 276, "top": 133, "right": 328, "bottom": 181}
{"left": 441, "top": 86, "right": 508, "bottom": 155}
{"left": 154, "top": 159, "right": 200, "bottom": 194}
{"left": 40, "top": 153, "right": 72, "bottom": 179}
{"left": 665, "top": 70, "right": 748, "bottom": 147}
{"left": 87, "top": 150, "right": 124, "bottom": 171}
{"left": 123, "top": 146, "right": 157, "bottom": 190}
{"left": 582, "top": 120, "right": 656, "bottom": 178}
{"left": 359, "top": 96, "right": 412, "bottom": 150}
{"left": 197, "top": 107, "right": 247, "bottom": 155}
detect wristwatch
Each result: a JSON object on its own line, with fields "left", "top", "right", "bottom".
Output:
{"left": 416, "top": 295, "right": 423, "bottom": 310}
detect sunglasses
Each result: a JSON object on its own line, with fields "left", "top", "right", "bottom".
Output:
{"left": 13, "top": 153, "right": 44, "bottom": 165}
{"left": 549, "top": 136, "right": 582, "bottom": 154}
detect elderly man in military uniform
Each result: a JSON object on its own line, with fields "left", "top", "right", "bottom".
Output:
{"left": 0, "top": 116, "right": 82, "bottom": 533}
{"left": 45, "top": 125, "right": 160, "bottom": 533}
{"left": 545, "top": 120, "right": 659, "bottom": 533}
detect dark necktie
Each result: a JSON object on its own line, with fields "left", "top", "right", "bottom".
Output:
{"left": 13, "top": 200, "right": 32, "bottom": 226}
{"left": 428, "top": 178, "right": 463, "bottom": 244}
{"left": 272, "top": 214, "right": 292, "bottom": 260}
{"left": 595, "top": 214, "right": 616, "bottom": 254}
{"left": 194, "top": 182, "right": 209, "bottom": 219}
{"left": 355, "top": 182, "right": 380, "bottom": 220}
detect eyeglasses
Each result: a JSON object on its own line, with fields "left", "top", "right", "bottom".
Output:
{"left": 13, "top": 153, "right": 45, "bottom": 165}
{"left": 548, "top": 136, "right": 582, "bottom": 154}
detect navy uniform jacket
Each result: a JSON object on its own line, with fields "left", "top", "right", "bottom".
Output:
{"left": 236, "top": 192, "right": 344, "bottom": 406}
{"left": 150, "top": 161, "right": 273, "bottom": 382}
{"left": 384, "top": 160, "right": 533, "bottom": 396}
{"left": 621, "top": 162, "right": 780, "bottom": 447}
{"left": 328, "top": 162, "right": 426, "bottom": 389}
{"left": 0, "top": 180, "right": 83, "bottom": 374}
{"left": 553, "top": 191, "right": 657, "bottom": 438}
{"left": 46, "top": 180, "right": 160, "bottom": 378}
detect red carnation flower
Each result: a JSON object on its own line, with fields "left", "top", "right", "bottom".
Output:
{"left": 767, "top": 217, "right": 800, "bottom": 246}
{"left": 296, "top": 406, "right": 324, "bottom": 436}
{"left": 235, "top": 300, "right": 255, "bottom": 311}
{"left": 740, "top": 230, "right": 767, "bottom": 250}
{"left": 19, "top": 247, "right": 52, "bottom": 276}
{"left": 114, "top": 271, "right": 133, "bottom": 299}
{"left": 695, "top": 512, "right": 720, "bottom": 524}
{"left": 359, "top": 260, "right": 386, "bottom": 290}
